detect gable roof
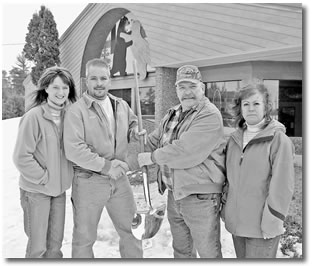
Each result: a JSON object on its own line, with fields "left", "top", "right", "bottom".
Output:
{"left": 59, "top": 3, "right": 302, "bottom": 82}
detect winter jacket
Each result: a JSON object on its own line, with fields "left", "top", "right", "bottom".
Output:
{"left": 147, "top": 96, "right": 226, "bottom": 200}
{"left": 63, "top": 92, "right": 137, "bottom": 174}
{"left": 224, "top": 119, "right": 295, "bottom": 238}
{"left": 13, "top": 103, "right": 74, "bottom": 197}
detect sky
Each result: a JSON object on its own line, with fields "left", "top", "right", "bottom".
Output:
{"left": 1, "top": 2, "right": 87, "bottom": 72}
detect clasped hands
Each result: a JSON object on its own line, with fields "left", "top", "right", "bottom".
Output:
{"left": 106, "top": 128, "right": 148, "bottom": 180}
{"left": 108, "top": 159, "right": 129, "bottom": 180}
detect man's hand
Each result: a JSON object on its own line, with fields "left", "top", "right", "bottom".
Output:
{"left": 138, "top": 152, "right": 154, "bottom": 167}
{"left": 133, "top": 128, "right": 147, "bottom": 144}
{"left": 108, "top": 165, "right": 126, "bottom": 180}
{"left": 111, "top": 159, "right": 129, "bottom": 172}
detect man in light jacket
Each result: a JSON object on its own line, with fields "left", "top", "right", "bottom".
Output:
{"left": 63, "top": 58, "right": 142, "bottom": 258}
{"left": 138, "top": 65, "right": 226, "bottom": 258}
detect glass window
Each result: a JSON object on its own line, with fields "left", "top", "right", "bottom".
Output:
{"left": 109, "top": 88, "right": 131, "bottom": 107}
{"left": 139, "top": 87, "right": 155, "bottom": 116}
{"left": 264, "top": 79, "right": 302, "bottom": 137}
{"left": 109, "top": 86, "right": 155, "bottom": 116}
{"left": 205, "top": 81, "right": 241, "bottom": 127}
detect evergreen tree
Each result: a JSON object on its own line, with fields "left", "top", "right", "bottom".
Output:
{"left": 2, "top": 70, "right": 11, "bottom": 102}
{"left": 10, "top": 53, "right": 30, "bottom": 96}
{"left": 2, "top": 54, "right": 29, "bottom": 119}
{"left": 23, "top": 5, "right": 60, "bottom": 85}
{"left": 2, "top": 70, "right": 11, "bottom": 89}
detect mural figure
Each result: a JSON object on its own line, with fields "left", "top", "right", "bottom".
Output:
{"left": 110, "top": 16, "right": 132, "bottom": 77}
{"left": 121, "top": 19, "right": 151, "bottom": 80}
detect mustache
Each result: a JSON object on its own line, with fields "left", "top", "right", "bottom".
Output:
{"left": 181, "top": 96, "right": 195, "bottom": 100}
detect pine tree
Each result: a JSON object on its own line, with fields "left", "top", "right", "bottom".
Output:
{"left": 2, "top": 54, "right": 29, "bottom": 119}
{"left": 10, "top": 53, "right": 30, "bottom": 96}
{"left": 2, "top": 70, "right": 11, "bottom": 89}
{"left": 2, "top": 70, "right": 11, "bottom": 102}
{"left": 23, "top": 5, "right": 60, "bottom": 85}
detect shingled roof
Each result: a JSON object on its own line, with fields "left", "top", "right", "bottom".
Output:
{"left": 59, "top": 3, "right": 302, "bottom": 82}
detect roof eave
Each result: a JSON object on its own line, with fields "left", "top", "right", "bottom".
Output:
{"left": 154, "top": 45, "right": 302, "bottom": 68}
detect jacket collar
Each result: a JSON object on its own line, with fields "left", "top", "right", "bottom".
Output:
{"left": 41, "top": 101, "right": 68, "bottom": 121}
{"left": 230, "top": 119, "right": 286, "bottom": 147}
{"left": 82, "top": 92, "right": 121, "bottom": 108}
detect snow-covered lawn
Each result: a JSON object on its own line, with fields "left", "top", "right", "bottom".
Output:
{"left": 2, "top": 117, "right": 288, "bottom": 259}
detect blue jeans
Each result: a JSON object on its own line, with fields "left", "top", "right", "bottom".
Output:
{"left": 71, "top": 171, "right": 143, "bottom": 258}
{"left": 232, "top": 235, "right": 281, "bottom": 258}
{"left": 167, "top": 191, "right": 222, "bottom": 258}
{"left": 20, "top": 189, "right": 66, "bottom": 258}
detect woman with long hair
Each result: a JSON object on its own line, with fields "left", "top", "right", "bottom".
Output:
{"left": 13, "top": 66, "right": 77, "bottom": 258}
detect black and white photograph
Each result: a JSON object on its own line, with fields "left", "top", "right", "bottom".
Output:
{"left": 1, "top": 1, "right": 310, "bottom": 263}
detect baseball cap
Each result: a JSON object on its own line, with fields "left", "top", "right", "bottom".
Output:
{"left": 175, "top": 65, "right": 202, "bottom": 85}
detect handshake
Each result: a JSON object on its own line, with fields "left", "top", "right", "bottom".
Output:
{"left": 102, "top": 129, "right": 151, "bottom": 180}
{"left": 107, "top": 159, "right": 130, "bottom": 180}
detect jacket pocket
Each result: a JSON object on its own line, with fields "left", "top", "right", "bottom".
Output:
{"left": 196, "top": 193, "right": 221, "bottom": 214}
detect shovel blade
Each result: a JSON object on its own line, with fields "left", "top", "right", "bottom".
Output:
{"left": 131, "top": 204, "right": 166, "bottom": 240}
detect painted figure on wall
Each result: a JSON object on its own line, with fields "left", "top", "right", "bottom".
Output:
{"left": 110, "top": 16, "right": 132, "bottom": 77}
{"left": 121, "top": 19, "right": 151, "bottom": 80}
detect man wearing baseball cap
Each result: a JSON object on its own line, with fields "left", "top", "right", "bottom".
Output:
{"left": 138, "top": 65, "right": 226, "bottom": 258}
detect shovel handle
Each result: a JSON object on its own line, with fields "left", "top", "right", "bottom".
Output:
{"left": 133, "top": 60, "right": 152, "bottom": 209}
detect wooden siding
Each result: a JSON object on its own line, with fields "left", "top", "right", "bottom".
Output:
{"left": 59, "top": 3, "right": 302, "bottom": 89}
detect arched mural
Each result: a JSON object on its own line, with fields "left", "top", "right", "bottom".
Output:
{"left": 110, "top": 16, "right": 132, "bottom": 77}
{"left": 80, "top": 8, "right": 129, "bottom": 78}
{"left": 80, "top": 8, "right": 151, "bottom": 81}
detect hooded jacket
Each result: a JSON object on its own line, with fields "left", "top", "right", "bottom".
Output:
{"left": 13, "top": 103, "right": 73, "bottom": 197}
{"left": 63, "top": 92, "right": 137, "bottom": 174}
{"left": 146, "top": 96, "right": 226, "bottom": 200}
{"left": 224, "top": 119, "right": 295, "bottom": 238}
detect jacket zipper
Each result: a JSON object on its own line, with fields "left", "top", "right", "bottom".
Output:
{"left": 232, "top": 134, "right": 274, "bottom": 166}
{"left": 239, "top": 154, "right": 244, "bottom": 165}
{"left": 113, "top": 99, "right": 117, "bottom": 152}
{"left": 230, "top": 130, "right": 274, "bottom": 233}
{"left": 50, "top": 117, "right": 62, "bottom": 191}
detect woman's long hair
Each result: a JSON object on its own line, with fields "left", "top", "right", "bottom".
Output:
{"left": 28, "top": 66, "right": 77, "bottom": 111}
{"left": 232, "top": 83, "right": 273, "bottom": 128}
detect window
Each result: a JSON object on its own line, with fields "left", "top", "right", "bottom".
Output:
{"left": 109, "top": 86, "right": 155, "bottom": 117}
{"left": 139, "top": 86, "right": 155, "bottom": 117}
{"left": 205, "top": 81, "right": 241, "bottom": 127}
{"left": 264, "top": 80, "right": 302, "bottom": 137}
{"left": 109, "top": 88, "right": 131, "bottom": 107}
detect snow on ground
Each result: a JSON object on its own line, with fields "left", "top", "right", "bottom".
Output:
{"left": 1, "top": 117, "right": 285, "bottom": 258}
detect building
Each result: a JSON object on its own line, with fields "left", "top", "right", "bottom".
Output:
{"left": 57, "top": 3, "right": 302, "bottom": 136}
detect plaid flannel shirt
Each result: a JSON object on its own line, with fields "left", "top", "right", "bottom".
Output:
{"left": 160, "top": 105, "right": 194, "bottom": 190}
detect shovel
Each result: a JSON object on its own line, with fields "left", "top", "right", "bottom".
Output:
{"left": 130, "top": 60, "right": 166, "bottom": 240}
